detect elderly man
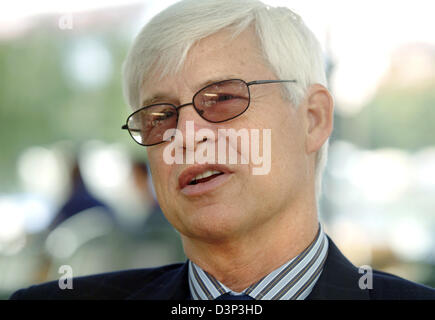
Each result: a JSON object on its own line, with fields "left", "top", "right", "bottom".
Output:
{"left": 11, "top": 0, "right": 434, "bottom": 300}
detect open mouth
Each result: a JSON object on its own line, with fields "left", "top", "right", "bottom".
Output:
{"left": 188, "top": 170, "right": 224, "bottom": 185}
{"left": 178, "top": 164, "right": 233, "bottom": 196}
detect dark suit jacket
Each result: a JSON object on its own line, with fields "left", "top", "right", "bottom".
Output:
{"left": 10, "top": 237, "right": 435, "bottom": 300}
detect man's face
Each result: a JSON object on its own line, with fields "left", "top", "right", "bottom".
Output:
{"left": 141, "top": 28, "right": 313, "bottom": 243}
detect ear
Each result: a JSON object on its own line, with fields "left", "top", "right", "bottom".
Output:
{"left": 303, "top": 84, "right": 334, "bottom": 154}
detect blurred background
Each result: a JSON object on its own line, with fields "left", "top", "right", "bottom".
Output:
{"left": 0, "top": 0, "right": 434, "bottom": 299}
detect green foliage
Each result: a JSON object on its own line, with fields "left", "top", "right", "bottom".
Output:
{"left": 340, "top": 82, "right": 435, "bottom": 150}
{"left": 0, "top": 27, "right": 136, "bottom": 191}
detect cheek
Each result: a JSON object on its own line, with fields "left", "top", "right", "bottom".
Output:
{"left": 147, "top": 148, "right": 172, "bottom": 198}
{"left": 250, "top": 103, "right": 304, "bottom": 156}
{"left": 147, "top": 149, "right": 161, "bottom": 178}
{"left": 265, "top": 106, "right": 308, "bottom": 183}
{"left": 273, "top": 103, "right": 305, "bottom": 150}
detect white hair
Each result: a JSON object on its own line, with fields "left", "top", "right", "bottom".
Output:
{"left": 122, "top": 0, "right": 330, "bottom": 201}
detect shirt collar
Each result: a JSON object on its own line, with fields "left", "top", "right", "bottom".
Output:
{"left": 188, "top": 223, "right": 328, "bottom": 300}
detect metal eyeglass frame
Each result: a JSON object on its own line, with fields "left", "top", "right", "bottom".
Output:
{"left": 121, "top": 79, "right": 297, "bottom": 146}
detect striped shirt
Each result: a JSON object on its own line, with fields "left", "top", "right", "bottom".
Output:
{"left": 188, "top": 224, "right": 328, "bottom": 300}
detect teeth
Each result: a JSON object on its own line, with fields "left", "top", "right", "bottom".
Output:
{"left": 190, "top": 170, "right": 222, "bottom": 184}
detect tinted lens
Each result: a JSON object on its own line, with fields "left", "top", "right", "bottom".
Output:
{"left": 193, "top": 79, "right": 250, "bottom": 122}
{"left": 127, "top": 104, "right": 177, "bottom": 145}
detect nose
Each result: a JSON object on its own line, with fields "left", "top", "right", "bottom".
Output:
{"left": 176, "top": 98, "right": 211, "bottom": 131}
{"left": 176, "top": 101, "right": 216, "bottom": 151}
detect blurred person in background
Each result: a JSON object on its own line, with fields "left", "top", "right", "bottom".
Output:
{"left": 10, "top": 0, "right": 435, "bottom": 300}
{"left": 48, "top": 158, "right": 115, "bottom": 230}
{"left": 33, "top": 156, "right": 117, "bottom": 283}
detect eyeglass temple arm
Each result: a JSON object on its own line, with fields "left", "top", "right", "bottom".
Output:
{"left": 247, "top": 80, "right": 296, "bottom": 86}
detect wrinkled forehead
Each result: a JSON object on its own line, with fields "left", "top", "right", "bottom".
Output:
{"left": 139, "top": 27, "right": 270, "bottom": 104}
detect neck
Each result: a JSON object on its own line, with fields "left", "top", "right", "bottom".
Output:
{"left": 182, "top": 201, "right": 319, "bottom": 292}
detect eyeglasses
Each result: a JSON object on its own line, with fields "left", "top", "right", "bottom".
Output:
{"left": 122, "top": 78, "right": 296, "bottom": 146}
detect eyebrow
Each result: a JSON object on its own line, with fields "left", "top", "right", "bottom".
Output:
{"left": 141, "top": 75, "right": 239, "bottom": 107}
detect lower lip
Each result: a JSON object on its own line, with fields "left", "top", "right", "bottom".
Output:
{"left": 180, "top": 173, "right": 233, "bottom": 196}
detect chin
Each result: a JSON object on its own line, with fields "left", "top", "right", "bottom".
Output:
{"left": 180, "top": 204, "right": 246, "bottom": 243}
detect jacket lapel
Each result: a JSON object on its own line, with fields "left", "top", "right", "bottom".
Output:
{"left": 126, "top": 261, "right": 191, "bottom": 300}
{"left": 307, "top": 236, "right": 370, "bottom": 300}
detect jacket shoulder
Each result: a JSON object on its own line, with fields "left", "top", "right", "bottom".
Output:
{"left": 9, "top": 263, "right": 185, "bottom": 300}
{"left": 309, "top": 236, "right": 435, "bottom": 300}
{"left": 369, "top": 269, "right": 435, "bottom": 300}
